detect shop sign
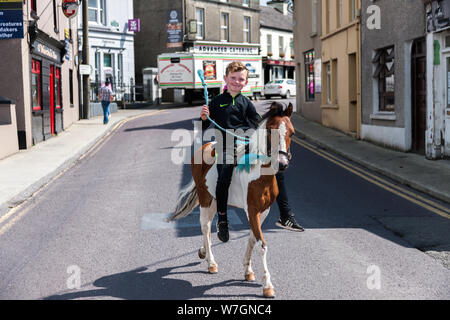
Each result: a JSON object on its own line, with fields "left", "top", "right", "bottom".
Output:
{"left": 0, "top": 0, "right": 23, "bottom": 40}
{"left": 32, "top": 40, "right": 60, "bottom": 62}
{"left": 128, "top": 19, "right": 140, "bottom": 32}
{"left": 64, "top": 28, "right": 70, "bottom": 61}
{"left": 193, "top": 43, "right": 259, "bottom": 55}
{"left": 166, "top": 9, "right": 183, "bottom": 48}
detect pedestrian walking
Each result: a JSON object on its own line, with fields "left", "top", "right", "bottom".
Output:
{"left": 98, "top": 80, "right": 114, "bottom": 124}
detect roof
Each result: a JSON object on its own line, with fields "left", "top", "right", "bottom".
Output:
{"left": 260, "top": 5, "right": 293, "bottom": 32}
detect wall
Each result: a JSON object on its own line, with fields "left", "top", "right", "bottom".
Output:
{"left": 360, "top": 0, "right": 425, "bottom": 151}
{"left": 293, "top": 0, "right": 322, "bottom": 123}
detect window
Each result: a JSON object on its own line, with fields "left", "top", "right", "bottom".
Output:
{"left": 221, "top": 13, "right": 229, "bottom": 41}
{"left": 350, "top": 0, "right": 357, "bottom": 21}
{"left": 279, "top": 36, "right": 284, "bottom": 57}
{"left": 243, "top": 17, "right": 251, "bottom": 43}
{"left": 52, "top": 0, "right": 59, "bottom": 32}
{"left": 196, "top": 8, "right": 205, "bottom": 40}
{"left": 31, "top": 0, "right": 37, "bottom": 13}
{"left": 326, "top": 62, "right": 331, "bottom": 104}
{"left": 104, "top": 53, "right": 112, "bottom": 68}
{"left": 31, "top": 59, "right": 41, "bottom": 111}
{"left": 290, "top": 38, "right": 294, "bottom": 57}
{"left": 326, "top": 0, "right": 331, "bottom": 33}
{"left": 243, "top": 0, "right": 250, "bottom": 7}
{"left": 337, "top": 0, "right": 343, "bottom": 28}
{"left": 267, "top": 34, "right": 272, "bottom": 55}
{"left": 312, "top": 0, "right": 318, "bottom": 34}
{"left": 373, "top": 46, "right": 395, "bottom": 111}
{"left": 55, "top": 67, "right": 62, "bottom": 109}
{"left": 88, "top": 0, "right": 105, "bottom": 25}
{"left": 118, "top": 53, "right": 123, "bottom": 86}
{"left": 304, "top": 51, "right": 315, "bottom": 101}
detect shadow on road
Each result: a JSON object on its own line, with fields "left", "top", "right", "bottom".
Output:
{"left": 43, "top": 262, "right": 261, "bottom": 300}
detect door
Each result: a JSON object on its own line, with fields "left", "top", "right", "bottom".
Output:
{"left": 49, "top": 65, "right": 55, "bottom": 135}
{"left": 411, "top": 38, "right": 427, "bottom": 154}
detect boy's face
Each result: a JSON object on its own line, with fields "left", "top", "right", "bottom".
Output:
{"left": 224, "top": 70, "right": 248, "bottom": 95}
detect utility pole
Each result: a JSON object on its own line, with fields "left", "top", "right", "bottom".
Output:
{"left": 82, "top": 0, "right": 90, "bottom": 119}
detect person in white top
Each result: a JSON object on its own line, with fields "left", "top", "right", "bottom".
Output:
{"left": 98, "top": 80, "right": 114, "bottom": 124}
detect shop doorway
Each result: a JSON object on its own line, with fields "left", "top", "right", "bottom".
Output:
{"left": 411, "top": 38, "right": 426, "bottom": 154}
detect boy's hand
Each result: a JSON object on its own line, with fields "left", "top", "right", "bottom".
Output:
{"left": 200, "top": 105, "right": 209, "bottom": 121}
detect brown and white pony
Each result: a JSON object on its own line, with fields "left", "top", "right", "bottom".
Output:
{"left": 168, "top": 102, "right": 294, "bottom": 298}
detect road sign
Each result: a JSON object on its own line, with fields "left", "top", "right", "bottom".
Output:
{"left": 79, "top": 64, "right": 92, "bottom": 75}
{"left": 62, "top": 0, "right": 79, "bottom": 19}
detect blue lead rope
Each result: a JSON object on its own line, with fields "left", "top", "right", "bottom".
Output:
{"left": 197, "top": 70, "right": 250, "bottom": 143}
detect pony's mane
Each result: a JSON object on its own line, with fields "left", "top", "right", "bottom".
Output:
{"left": 259, "top": 101, "right": 287, "bottom": 125}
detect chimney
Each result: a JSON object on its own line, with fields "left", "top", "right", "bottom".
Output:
{"left": 267, "top": 1, "right": 288, "bottom": 15}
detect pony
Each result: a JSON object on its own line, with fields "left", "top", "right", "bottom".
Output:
{"left": 168, "top": 102, "right": 294, "bottom": 298}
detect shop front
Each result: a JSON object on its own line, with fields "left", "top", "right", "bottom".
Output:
{"left": 263, "top": 58, "right": 295, "bottom": 83}
{"left": 29, "top": 33, "right": 65, "bottom": 144}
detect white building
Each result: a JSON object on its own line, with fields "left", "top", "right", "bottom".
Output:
{"left": 260, "top": 2, "right": 295, "bottom": 83}
{"left": 78, "top": 0, "right": 136, "bottom": 101}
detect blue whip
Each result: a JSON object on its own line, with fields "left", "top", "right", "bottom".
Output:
{"left": 197, "top": 70, "right": 250, "bottom": 143}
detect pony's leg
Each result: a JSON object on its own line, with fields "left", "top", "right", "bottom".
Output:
{"left": 248, "top": 207, "right": 274, "bottom": 298}
{"left": 199, "top": 199, "right": 218, "bottom": 273}
{"left": 243, "top": 208, "right": 270, "bottom": 282}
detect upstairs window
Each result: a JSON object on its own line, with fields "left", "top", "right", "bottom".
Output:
{"left": 221, "top": 13, "right": 229, "bottom": 42}
{"left": 88, "top": 0, "right": 105, "bottom": 25}
{"left": 243, "top": 16, "right": 250, "bottom": 43}
{"left": 243, "top": 0, "right": 250, "bottom": 7}
{"left": 196, "top": 8, "right": 204, "bottom": 40}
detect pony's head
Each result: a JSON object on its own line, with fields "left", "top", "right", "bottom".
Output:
{"left": 261, "top": 102, "right": 294, "bottom": 172}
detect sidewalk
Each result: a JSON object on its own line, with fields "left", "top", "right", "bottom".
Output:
{"left": 0, "top": 104, "right": 167, "bottom": 216}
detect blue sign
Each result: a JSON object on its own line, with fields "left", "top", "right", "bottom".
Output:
{"left": 0, "top": 9, "right": 24, "bottom": 39}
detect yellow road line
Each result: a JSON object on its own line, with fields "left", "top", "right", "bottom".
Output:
{"left": 0, "top": 109, "right": 167, "bottom": 237}
{"left": 291, "top": 135, "right": 450, "bottom": 220}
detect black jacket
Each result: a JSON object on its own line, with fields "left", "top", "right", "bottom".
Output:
{"left": 201, "top": 91, "right": 261, "bottom": 137}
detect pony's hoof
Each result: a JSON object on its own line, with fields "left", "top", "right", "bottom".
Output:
{"left": 208, "top": 265, "right": 218, "bottom": 274}
{"left": 198, "top": 249, "right": 206, "bottom": 260}
{"left": 245, "top": 273, "right": 256, "bottom": 281}
{"left": 263, "top": 287, "right": 275, "bottom": 298}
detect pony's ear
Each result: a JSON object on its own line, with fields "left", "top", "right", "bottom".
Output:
{"left": 285, "top": 103, "right": 293, "bottom": 118}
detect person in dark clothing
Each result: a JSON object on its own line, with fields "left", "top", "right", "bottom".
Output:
{"left": 200, "top": 61, "right": 260, "bottom": 243}
{"left": 275, "top": 171, "right": 304, "bottom": 232}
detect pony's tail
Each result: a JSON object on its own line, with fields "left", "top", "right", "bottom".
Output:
{"left": 166, "top": 179, "right": 199, "bottom": 222}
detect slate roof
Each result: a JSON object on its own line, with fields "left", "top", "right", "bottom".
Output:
{"left": 260, "top": 5, "right": 293, "bottom": 32}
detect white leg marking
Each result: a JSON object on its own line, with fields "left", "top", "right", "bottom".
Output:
{"left": 200, "top": 200, "right": 218, "bottom": 271}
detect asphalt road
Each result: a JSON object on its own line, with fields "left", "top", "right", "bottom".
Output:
{"left": 0, "top": 98, "right": 449, "bottom": 300}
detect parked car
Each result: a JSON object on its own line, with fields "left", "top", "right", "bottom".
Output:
{"left": 264, "top": 79, "right": 296, "bottom": 99}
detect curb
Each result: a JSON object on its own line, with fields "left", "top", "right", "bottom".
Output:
{"left": 290, "top": 114, "right": 450, "bottom": 205}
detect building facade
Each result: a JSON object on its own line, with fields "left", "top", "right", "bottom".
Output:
{"left": 0, "top": 0, "right": 80, "bottom": 157}
{"left": 78, "top": 0, "right": 136, "bottom": 102}
{"left": 321, "top": 0, "right": 361, "bottom": 138}
{"left": 424, "top": 0, "right": 450, "bottom": 159}
{"left": 260, "top": 2, "right": 295, "bottom": 84}
{"left": 292, "top": 0, "right": 322, "bottom": 124}
{"left": 360, "top": 0, "right": 426, "bottom": 152}
{"left": 134, "top": 0, "right": 261, "bottom": 84}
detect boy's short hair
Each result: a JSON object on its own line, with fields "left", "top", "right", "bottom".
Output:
{"left": 225, "top": 61, "right": 248, "bottom": 79}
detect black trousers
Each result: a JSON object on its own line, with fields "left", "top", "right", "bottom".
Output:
{"left": 276, "top": 171, "right": 291, "bottom": 219}
{"left": 216, "top": 162, "right": 235, "bottom": 214}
